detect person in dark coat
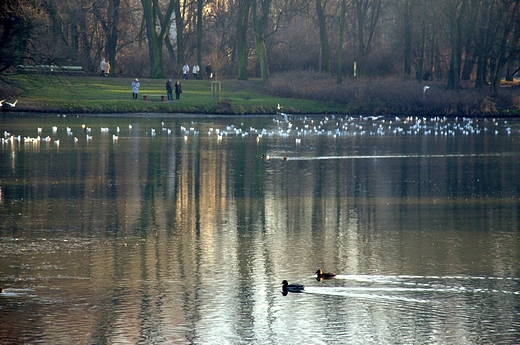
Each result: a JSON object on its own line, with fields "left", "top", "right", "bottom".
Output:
{"left": 166, "top": 78, "right": 173, "bottom": 100}
{"left": 206, "top": 63, "right": 213, "bottom": 79}
{"left": 175, "top": 80, "right": 182, "bottom": 100}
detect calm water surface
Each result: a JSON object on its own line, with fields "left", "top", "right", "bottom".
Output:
{"left": 1, "top": 114, "right": 520, "bottom": 344}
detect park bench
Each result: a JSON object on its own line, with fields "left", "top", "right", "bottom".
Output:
{"left": 143, "top": 95, "right": 168, "bottom": 101}
{"left": 16, "top": 65, "right": 84, "bottom": 74}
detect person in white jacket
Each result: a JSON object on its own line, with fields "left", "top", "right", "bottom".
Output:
{"left": 192, "top": 64, "right": 200, "bottom": 79}
{"left": 99, "top": 58, "right": 106, "bottom": 76}
{"left": 182, "top": 64, "right": 189, "bottom": 79}
{"left": 131, "top": 78, "right": 140, "bottom": 99}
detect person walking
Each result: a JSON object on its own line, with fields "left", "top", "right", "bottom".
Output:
{"left": 99, "top": 58, "right": 106, "bottom": 76}
{"left": 206, "top": 63, "right": 213, "bottom": 79}
{"left": 182, "top": 63, "right": 189, "bottom": 80}
{"left": 166, "top": 78, "right": 173, "bottom": 100}
{"left": 131, "top": 78, "right": 140, "bottom": 99}
{"left": 104, "top": 61, "right": 110, "bottom": 76}
{"left": 192, "top": 64, "right": 200, "bottom": 79}
{"left": 175, "top": 80, "right": 182, "bottom": 100}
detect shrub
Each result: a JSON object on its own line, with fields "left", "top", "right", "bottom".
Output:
{"left": 0, "top": 81, "right": 21, "bottom": 98}
{"left": 211, "top": 100, "right": 234, "bottom": 114}
{"left": 265, "top": 72, "right": 517, "bottom": 115}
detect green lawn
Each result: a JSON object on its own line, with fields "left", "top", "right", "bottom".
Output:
{"left": 9, "top": 74, "right": 344, "bottom": 114}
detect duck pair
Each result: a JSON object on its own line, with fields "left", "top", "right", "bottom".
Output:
{"left": 282, "top": 269, "right": 336, "bottom": 293}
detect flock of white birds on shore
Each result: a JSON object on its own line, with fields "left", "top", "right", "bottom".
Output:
{"left": 1, "top": 114, "right": 518, "bottom": 148}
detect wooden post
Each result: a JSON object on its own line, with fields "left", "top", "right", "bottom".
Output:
{"left": 211, "top": 81, "right": 221, "bottom": 101}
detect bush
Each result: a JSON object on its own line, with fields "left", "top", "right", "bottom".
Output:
{"left": 0, "top": 79, "right": 21, "bottom": 98}
{"left": 265, "top": 72, "right": 519, "bottom": 115}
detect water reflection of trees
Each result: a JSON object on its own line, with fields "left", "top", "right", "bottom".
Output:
{"left": 2, "top": 123, "right": 520, "bottom": 343}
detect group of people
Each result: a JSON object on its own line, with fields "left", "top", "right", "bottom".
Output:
{"left": 99, "top": 58, "right": 211, "bottom": 100}
{"left": 165, "top": 78, "right": 182, "bottom": 100}
{"left": 100, "top": 57, "right": 213, "bottom": 81}
{"left": 130, "top": 78, "right": 182, "bottom": 100}
{"left": 183, "top": 63, "right": 212, "bottom": 80}
{"left": 99, "top": 58, "right": 111, "bottom": 77}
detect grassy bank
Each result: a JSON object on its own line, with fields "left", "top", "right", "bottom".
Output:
{"left": 2, "top": 74, "right": 341, "bottom": 115}
{"left": 2, "top": 73, "right": 520, "bottom": 115}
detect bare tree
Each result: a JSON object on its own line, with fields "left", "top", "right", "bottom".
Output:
{"left": 486, "top": 0, "right": 520, "bottom": 95}
{"left": 0, "top": 0, "right": 35, "bottom": 75}
{"left": 92, "top": 0, "right": 122, "bottom": 76}
{"left": 351, "top": 0, "right": 383, "bottom": 77}
{"left": 315, "top": 0, "right": 330, "bottom": 72}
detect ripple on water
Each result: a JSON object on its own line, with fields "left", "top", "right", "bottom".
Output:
{"left": 2, "top": 116, "right": 520, "bottom": 344}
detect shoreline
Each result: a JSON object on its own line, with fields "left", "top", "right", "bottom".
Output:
{"left": 3, "top": 75, "right": 520, "bottom": 118}
{"left": 0, "top": 109, "right": 291, "bottom": 118}
{"left": 3, "top": 108, "right": 520, "bottom": 119}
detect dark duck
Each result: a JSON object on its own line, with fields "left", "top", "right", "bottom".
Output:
{"left": 281, "top": 280, "right": 305, "bottom": 294}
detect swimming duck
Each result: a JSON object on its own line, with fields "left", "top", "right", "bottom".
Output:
{"left": 316, "top": 269, "right": 336, "bottom": 279}
{"left": 281, "top": 280, "right": 304, "bottom": 293}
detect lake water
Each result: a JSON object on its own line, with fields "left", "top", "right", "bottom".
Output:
{"left": 1, "top": 113, "right": 520, "bottom": 344}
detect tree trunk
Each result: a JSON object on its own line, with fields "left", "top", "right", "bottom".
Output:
{"left": 316, "top": 0, "right": 330, "bottom": 72}
{"left": 474, "top": 1, "right": 489, "bottom": 88}
{"left": 141, "top": 0, "right": 164, "bottom": 78}
{"left": 474, "top": 53, "right": 487, "bottom": 88}
{"left": 252, "top": 0, "right": 271, "bottom": 81}
{"left": 336, "top": 0, "right": 346, "bottom": 84}
{"left": 107, "top": 0, "right": 120, "bottom": 76}
{"left": 447, "top": 35, "right": 462, "bottom": 90}
{"left": 445, "top": 0, "right": 469, "bottom": 91}
{"left": 417, "top": 26, "right": 426, "bottom": 81}
{"left": 237, "top": 0, "right": 251, "bottom": 80}
{"left": 433, "top": 35, "right": 443, "bottom": 80}
{"left": 253, "top": 34, "right": 269, "bottom": 80}
{"left": 461, "top": 34, "right": 476, "bottom": 80}
{"left": 174, "top": 0, "right": 184, "bottom": 68}
{"left": 489, "top": 56, "right": 504, "bottom": 96}
{"left": 196, "top": 0, "right": 203, "bottom": 79}
{"left": 403, "top": 0, "right": 413, "bottom": 79}
{"left": 141, "top": 0, "right": 176, "bottom": 79}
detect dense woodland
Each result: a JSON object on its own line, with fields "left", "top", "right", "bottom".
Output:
{"left": 1, "top": 0, "right": 520, "bottom": 95}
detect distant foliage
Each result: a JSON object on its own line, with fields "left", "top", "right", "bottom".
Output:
{"left": 266, "top": 72, "right": 519, "bottom": 115}
{"left": 2, "top": 0, "right": 520, "bottom": 98}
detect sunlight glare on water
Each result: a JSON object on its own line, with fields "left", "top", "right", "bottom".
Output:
{"left": 1, "top": 114, "right": 520, "bottom": 344}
